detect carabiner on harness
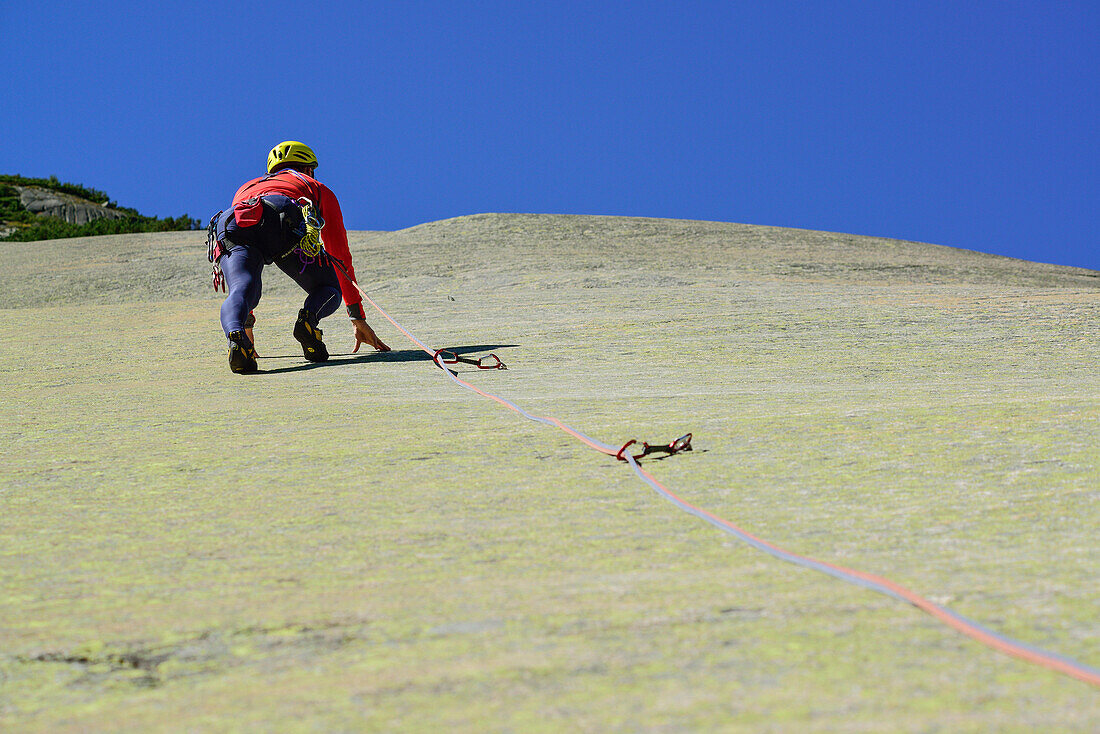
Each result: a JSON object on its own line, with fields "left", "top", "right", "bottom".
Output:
{"left": 616, "top": 433, "right": 693, "bottom": 462}
{"left": 207, "top": 210, "right": 226, "bottom": 292}
{"left": 433, "top": 349, "right": 508, "bottom": 370}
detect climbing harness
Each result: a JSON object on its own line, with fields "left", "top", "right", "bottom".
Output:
{"left": 205, "top": 190, "right": 326, "bottom": 288}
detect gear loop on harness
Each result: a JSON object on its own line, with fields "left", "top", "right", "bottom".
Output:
{"left": 294, "top": 196, "right": 325, "bottom": 258}
{"left": 206, "top": 210, "right": 227, "bottom": 292}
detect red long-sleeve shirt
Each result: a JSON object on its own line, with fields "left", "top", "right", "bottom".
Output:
{"left": 232, "top": 169, "right": 363, "bottom": 310}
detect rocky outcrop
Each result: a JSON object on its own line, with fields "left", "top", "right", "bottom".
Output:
{"left": 14, "top": 185, "right": 128, "bottom": 225}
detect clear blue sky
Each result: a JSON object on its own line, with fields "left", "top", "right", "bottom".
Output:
{"left": 3, "top": 1, "right": 1097, "bottom": 270}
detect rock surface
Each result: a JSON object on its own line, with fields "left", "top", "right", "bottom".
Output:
{"left": 13, "top": 185, "right": 128, "bottom": 225}
{"left": 0, "top": 214, "right": 1097, "bottom": 731}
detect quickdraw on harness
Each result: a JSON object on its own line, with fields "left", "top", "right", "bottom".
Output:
{"left": 207, "top": 210, "right": 226, "bottom": 292}
{"left": 205, "top": 195, "right": 265, "bottom": 292}
{"left": 616, "top": 433, "right": 693, "bottom": 462}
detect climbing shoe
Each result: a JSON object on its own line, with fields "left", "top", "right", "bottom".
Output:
{"left": 227, "top": 330, "right": 258, "bottom": 374}
{"left": 293, "top": 309, "right": 328, "bottom": 362}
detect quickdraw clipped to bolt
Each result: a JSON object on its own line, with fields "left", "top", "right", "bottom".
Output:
{"left": 616, "top": 433, "right": 693, "bottom": 462}
{"left": 433, "top": 349, "right": 508, "bottom": 370}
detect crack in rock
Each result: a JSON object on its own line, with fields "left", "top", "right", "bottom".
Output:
{"left": 13, "top": 622, "right": 362, "bottom": 690}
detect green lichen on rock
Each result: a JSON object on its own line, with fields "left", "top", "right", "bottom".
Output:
{"left": 0, "top": 216, "right": 1097, "bottom": 731}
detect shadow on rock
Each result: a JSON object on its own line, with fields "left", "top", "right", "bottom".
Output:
{"left": 256, "top": 344, "right": 518, "bottom": 374}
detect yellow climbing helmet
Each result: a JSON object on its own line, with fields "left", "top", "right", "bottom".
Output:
{"left": 267, "top": 141, "right": 318, "bottom": 174}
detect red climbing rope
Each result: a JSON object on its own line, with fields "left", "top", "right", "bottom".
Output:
{"left": 334, "top": 263, "right": 1100, "bottom": 690}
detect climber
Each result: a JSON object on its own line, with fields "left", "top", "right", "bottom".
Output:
{"left": 208, "top": 141, "right": 390, "bottom": 373}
